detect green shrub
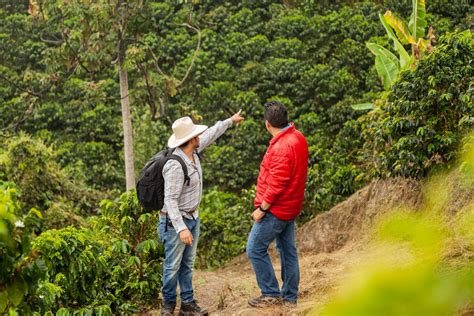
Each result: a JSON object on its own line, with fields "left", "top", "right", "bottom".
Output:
{"left": 0, "top": 134, "right": 107, "bottom": 229}
{"left": 303, "top": 30, "right": 473, "bottom": 220}
{"left": 31, "top": 227, "right": 112, "bottom": 313}
{"left": 197, "top": 187, "right": 255, "bottom": 268}
{"left": 363, "top": 30, "right": 474, "bottom": 178}
{"left": 0, "top": 182, "right": 45, "bottom": 315}
{"left": 1, "top": 185, "right": 163, "bottom": 314}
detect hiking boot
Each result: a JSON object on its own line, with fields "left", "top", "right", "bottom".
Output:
{"left": 248, "top": 295, "right": 281, "bottom": 308}
{"left": 179, "top": 300, "right": 208, "bottom": 316}
{"left": 160, "top": 301, "right": 176, "bottom": 316}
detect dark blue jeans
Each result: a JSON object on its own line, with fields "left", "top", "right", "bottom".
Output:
{"left": 246, "top": 212, "right": 299, "bottom": 302}
{"left": 157, "top": 216, "right": 200, "bottom": 303}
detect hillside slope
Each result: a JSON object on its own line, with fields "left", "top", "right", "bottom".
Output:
{"left": 147, "top": 175, "right": 472, "bottom": 315}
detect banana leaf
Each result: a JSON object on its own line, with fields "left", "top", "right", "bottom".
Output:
{"left": 379, "top": 13, "right": 410, "bottom": 68}
{"left": 409, "top": 0, "right": 427, "bottom": 40}
{"left": 366, "top": 42, "right": 400, "bottom": 90}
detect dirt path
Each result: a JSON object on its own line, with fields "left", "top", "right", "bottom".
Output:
{"left": 190, "top": 178, "right": 424, "bottom": 315}
{"left": 142, "top": 239, "right": 361, "bottom": 316}
{"left": 145, "top": 178, "right": 425, "bottom": 315}
{"left": 191, "top": 244, "right": 358, "bottom": 316}
{"left": 143, "top": 242, "right": 363, "bottom": 316}
{"left": 144, "top": 176, "right": 474, "bottom": 315}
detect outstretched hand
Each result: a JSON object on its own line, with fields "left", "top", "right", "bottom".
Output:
{"left": 231, "top": 109, "right": 244, "bottom": 125}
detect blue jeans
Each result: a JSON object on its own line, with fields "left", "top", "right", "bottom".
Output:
{"left": 246, "top": 212, "right": 299, "bottom": 302}
{"left": 157, "top": 216, "right": 200, "bottom": 303}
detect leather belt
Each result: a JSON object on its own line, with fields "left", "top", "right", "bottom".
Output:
{"left": 160, "top": 210, "right": 196, "bottom": 217}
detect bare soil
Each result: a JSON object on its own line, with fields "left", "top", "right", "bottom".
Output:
{"left": 145, "top": 176, "right": 472, "bottom": 315}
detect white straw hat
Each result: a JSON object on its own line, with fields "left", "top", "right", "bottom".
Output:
{"left": 167, "top": 116, "right": 208, "bottom": 148}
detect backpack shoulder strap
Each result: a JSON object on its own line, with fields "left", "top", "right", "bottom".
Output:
{"left": 169, "top": 155, "right": 191, "bottom": 186}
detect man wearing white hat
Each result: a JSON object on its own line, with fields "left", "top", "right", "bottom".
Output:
{"left": 158, "top": 110, "right": 244, "bottom": 316}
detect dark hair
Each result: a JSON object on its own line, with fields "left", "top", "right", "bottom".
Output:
{"left": 264, "top": 101, "right": 289, "bottom": 128}
{"left": 179, "top": 136, "right": 198, "bottom": 149}
{"left": 179, "top": 140, "right": 190, "bottom": 148}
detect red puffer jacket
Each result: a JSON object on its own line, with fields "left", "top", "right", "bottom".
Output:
{"left": 254, "top": 124, "right": 309, "bottom": 220}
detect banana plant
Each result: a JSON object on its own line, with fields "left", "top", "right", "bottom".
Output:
{"left": 352, "top": 0, "right": 434, "bottom": 110}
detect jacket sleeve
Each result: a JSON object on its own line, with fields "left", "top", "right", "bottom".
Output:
{"left": 262, "top": 148, "right": 293, "bottom": 205}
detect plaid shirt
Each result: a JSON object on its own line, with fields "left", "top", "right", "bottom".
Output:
{"left": 162, "top": 118, "right": 233, "bottom": 233}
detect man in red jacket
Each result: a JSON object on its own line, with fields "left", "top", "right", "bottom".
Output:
{"left": 246, "top": 101, "right": 308, "bottom": 308}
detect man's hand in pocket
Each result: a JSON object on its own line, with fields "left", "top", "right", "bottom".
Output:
{"left": 252, "top": 209, "right": 266, "bottom": 222}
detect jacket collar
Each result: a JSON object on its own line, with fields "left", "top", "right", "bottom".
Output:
{"left": 270, "top": 123, "right": 295, "bottom": 145}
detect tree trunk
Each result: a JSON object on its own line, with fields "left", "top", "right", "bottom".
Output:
{"left": 118, "top": 44, "right": 135, "bottom": 191}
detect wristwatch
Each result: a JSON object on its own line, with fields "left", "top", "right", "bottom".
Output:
{"left": 258, "top": 205, "right": 269, "bottom": 213}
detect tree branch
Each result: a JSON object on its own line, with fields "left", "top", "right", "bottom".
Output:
{"left": 125, "top": 38, "right": 166, "bottom": 77}
{"left": 145, "top": 43, "right": 166, "bottom": 77}
{"left": 0, "top": 97, "right": 39, "bottom": 134}
{"left": 40, "top": 33, "right": 62, "bottom": 45}
{"left": 63, "top": 35, "right": 93, "bottom": 74}
{"left": 187, "top": 0, "right": 194, "bottom": 25}
{"left": 13, "top": 100, "right": 37, "bottom": 133}
{"left": 176, "top": 22, "right": 201, "bottom": 88}
{"left": 158, "top": 96, "right": 172, "bottom": 125}
{"left": 137, "top": 62, "right": 158, "bottom": 120}
{"left": 0, "top": 73, "right": 43, "bottom": 98}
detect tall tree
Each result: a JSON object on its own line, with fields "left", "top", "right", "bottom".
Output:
{"left": 28, "top": 0, "right": 200, "bottom": 190}
{"left": 117, "top": 0, "right": 137, "bottom": 191}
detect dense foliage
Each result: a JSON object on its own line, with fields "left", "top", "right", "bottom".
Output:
{"left": 364, "top": 30, "right": 473, "bottom": 177}
{"left": 197, "top": 187, "right": 255, "bottom": 268}
{"left": 308, "top": 30, "right": 474, "bottom": 217}
{"left": 0, "top": 1, "right": 472, "bottom": 312}
{"left": 0, "top": 183, "right": 44, "bottom": 314}
{"left": 0, "top": 183, "right": 163, "bottom": 314}
{"left": 1, "top": 0, "right": 470, "bottom": 195}
{"left": 0, "top": 134, "right": 106, "bottom": 229}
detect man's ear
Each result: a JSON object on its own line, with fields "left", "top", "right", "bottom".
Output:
{"left": 265, "top": 120, "right": 271, "bottom": 130}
